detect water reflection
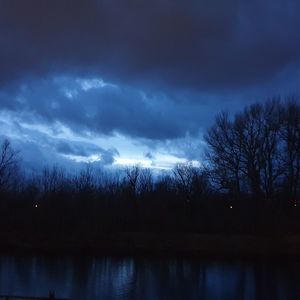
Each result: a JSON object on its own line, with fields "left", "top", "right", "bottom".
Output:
{"left": 0, "top": 255, "right": 299, "bottom": 300}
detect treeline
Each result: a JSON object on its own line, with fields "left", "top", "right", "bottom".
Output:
{"left": 0, "top": 98, "right": 299, "bottom": 235}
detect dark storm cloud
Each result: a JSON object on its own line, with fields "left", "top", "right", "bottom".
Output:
{"left": 55, "top": 140, "right": 119, "bottom": 165}
{"left": 56, "top": 141, "right": 100, "bottom": 157}
{"left": 1, "top": 0, "right": 300, "bottom": 91}
{"left": 145, "top": 152, "right": 154, "bottom": 160}
{"left": 0, "top": 121, "right": 119, "bottom": 171}
{"left": 0, "top": 77, "right": 213, "bottom": 140}
{"left": 100, "top": 148, "right": 120, "bottom": 165}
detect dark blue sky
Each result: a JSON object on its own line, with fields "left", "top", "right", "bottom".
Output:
{"left": 1, "top": 0, "right": 300, "bottom": 170}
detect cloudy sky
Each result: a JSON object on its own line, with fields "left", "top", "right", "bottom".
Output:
{"left": 1, "top": 0, "right": 300, "bottom": 171}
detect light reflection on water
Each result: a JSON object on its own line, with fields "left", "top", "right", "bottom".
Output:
{"left": 0, "top": 255, "right": 299, "bottom": 300}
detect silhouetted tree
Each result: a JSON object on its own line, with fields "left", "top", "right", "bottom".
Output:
{"left": 125, "top": 166, "right": 140, "bottom": 196}
{"left": 281, "top": 98, "right": 300, "bottom": 204}
{"left": 137, "top": 168, "right": 153, "bottom": 195}
{"left": 173, "top": 162, "right": 196, "bottom": 204}
{"left": 123, "top": 166, "right": 141, "bottom": 226}
{"left": 205, "top": 100, "right": 289, "bottom": 202}
{"left": 259, "top": 100, "right": 283, "bottom": 201}
{"left": 73, "top": 164, "right": 96, "bottom": 194}
{"left": 41, "top": 165, "right": 67, "bottom": 197}
{"left": 0, "top": 139, "right": 19, "bottom": 192}
{"left": 205, "top": 112, "right": 243, "bottom": 199}
{"left": 236, "top": 100, "right": 283, "bottom": 200}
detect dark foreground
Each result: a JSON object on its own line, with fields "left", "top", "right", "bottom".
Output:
{"left": 1, "top": 254, "right": 300, "bottom": 300}
{"left": 1, "top": 232, "right": 300, "bottom": 259}
{"left": 0, "top": 294, "right": 68, "bottom": 300}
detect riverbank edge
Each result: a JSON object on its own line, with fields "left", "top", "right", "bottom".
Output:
{"left": 0, "top": 232, "right": 299, "bottom": 259}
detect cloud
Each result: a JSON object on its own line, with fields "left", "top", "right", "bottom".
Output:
{"left": 0, "top": 106, "right": 203, "bottom": 171}
{"left": 0, "top": 0, "right": 300, "bottom": 93}
{"left": 100, "top": 148, "right": 120, "bottom": 165}
{"left": 1, "top": 0, "right": 300, "bottom": 170}
{"left": 55, "top": 141, "right": 99, "bottom": 157}
{"left": 0, "top": 76, "right": 221, "bottom": 140}
{"left": 0, "top": 109, "right": 121, "bottom": 171}
{"left": 145, "top": 152, "right": 154, "bottom": 160}
{"left": 55, "top": 140, "right": 119, "bottom": 165}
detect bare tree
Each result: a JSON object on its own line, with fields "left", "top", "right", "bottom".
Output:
{"left": 205, "top": 112, "right": 243, "bottom": 198}
{"left": 236, "top": 104, "right": 265, "bottom": 198}
{"left": 280, "top": 98, "right": 300, "bottom": 204}
{"left": 173, "top": 162, "right": 195, "bottom": 204}
{"left": 73, "top": 164, "right": 96, "bottom": 193}
{"left": 137, "top": 168, "right": 153, "bottom": 195}
{"left": 0, "top": 139, "right": 19, "bottom": 191}
{"left": 124, "top": 165, "right": 141, "bottom": 197}
{"left": 205, "top": 100, "right": 285, "bottom": 201}
{"left": 236, "top": 101, "right": 283, "bottom": 200}
{"left": 259, "top": 100, "right": 283, "bottom": 200}
{"left": 102, "top": 169, "right": 122, "bottom": 196}
{"left": 41, "top": 165, "right": 67, "bottom": 196}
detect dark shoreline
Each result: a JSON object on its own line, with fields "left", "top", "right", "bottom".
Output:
{"left": 1, "top": 232, "right": 300, "bottom": 260}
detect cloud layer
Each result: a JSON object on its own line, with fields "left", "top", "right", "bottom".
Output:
{"left": 1, "top": 0, "right": 300, "bottom": 91}
{"left": 1, "top": 0, "right": 300, "bottom": 170}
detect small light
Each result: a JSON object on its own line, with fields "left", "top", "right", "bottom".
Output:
{"left": 229, "top": 205, "right": 233, "bottom": 209}
{"left": 294, "top": 204, "right": 297, "bottom": 207}
{"left": 35, "top": 204, "right": 38, "bottom": 208}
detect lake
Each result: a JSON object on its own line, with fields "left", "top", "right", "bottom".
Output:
{"left": 0, "top": 255, "right": 299, "bottom": 300}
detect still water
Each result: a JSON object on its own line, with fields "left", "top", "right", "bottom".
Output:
{"left": 0, "top": 255, "right": 299, "bottom": 300}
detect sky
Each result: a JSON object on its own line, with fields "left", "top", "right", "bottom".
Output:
{"left": 1, "top": 0, "right": 300, "bottom": 172}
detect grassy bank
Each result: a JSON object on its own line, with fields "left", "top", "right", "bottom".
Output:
{"left": 0, "top": 232, "right": 300, "bottom": 259}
